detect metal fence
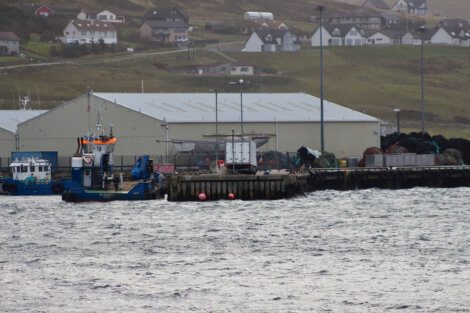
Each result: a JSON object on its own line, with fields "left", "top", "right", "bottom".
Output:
{"left": 0, "top": 152, "right": 304, "bottom": 175}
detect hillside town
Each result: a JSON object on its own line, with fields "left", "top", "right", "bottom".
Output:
{"left": 1, "top": 1, "right": 470, "bottom": 312}
{"left": 1, "top": 0, "right": 470, "bottom": 58}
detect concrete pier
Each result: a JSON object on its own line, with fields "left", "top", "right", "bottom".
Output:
{"left": 167, "top": 166, "right": 470, "bottom": 202}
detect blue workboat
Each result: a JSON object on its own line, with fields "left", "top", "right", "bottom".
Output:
{"left": 62, "top": 126, "right": 163, "bottom": 202}
{"left": 1, "top": 158, "right": 63, "bottom": 196}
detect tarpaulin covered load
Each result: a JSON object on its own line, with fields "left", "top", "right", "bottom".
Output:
{"left": 381, "top": 132, "right": 470, "bottom": 165}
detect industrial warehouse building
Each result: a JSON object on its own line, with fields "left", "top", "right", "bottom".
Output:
{"left": 13, "top": 92, "right": 380, "bottom": 165}
{"left": 0, "top": 110, "right": 46, "bottom": 159}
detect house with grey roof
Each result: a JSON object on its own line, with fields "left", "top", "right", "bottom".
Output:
{"left": 380, "top": 12, "right": 402, "bottom": 28}
{"left": 430, "top": 19, "right": 470, "bottom": 47}
{"left": 363, "top": 0, "right": 390, "bottom": 11}
{"left": 0, "top": 32, "right": 20, "bottom": 55}
{"left": 61, "top": 20, "right": 117, "bottom": 44}
{"left": 324, "top": 9, "right": 382, "bottom": 31}
{"left": 140, "top": 7, "right": 189, "bottom": 44}
{"left": 144, "top": 7, "right": 188, "bottom": 24}
{"left": 392, "top": 0, "right": 427, "bottom": 16}
{"left": 244, "top": 29, "right": 300, "bottom": 52}
{"left": 311, "top": 24, "right": 366, "bottom": 47}
{"left": 364, "top": 28, "right": 423, "bottom": 45}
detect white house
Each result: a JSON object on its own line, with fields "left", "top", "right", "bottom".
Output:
{"left": 244, "top": 29, "right": 300, "bottom": 52}
{"left": 310, "top": 25, "right": 334, "bottom": 46}
{"left": 392, "top": 0, "right": 427, "bottom": 16}
{"left": 402, "top": 31, "right": 421, "bottom": 45}
{"left": 230, "top": 64, "right": 254, "bottom": 76}
{"left": 311, "top": 25, "right": 366, "bottom": 47}
{"left": 367, "top": 31, "right": 394, "bottom": 45}
{"left": 77, "top": 9, "right": 125, "bottom": 23}
{"left": 61, "top": 20, "right": 117, "bottom": 44}
{"left": 430, "top": 19, "right": 470, "bottom": 47}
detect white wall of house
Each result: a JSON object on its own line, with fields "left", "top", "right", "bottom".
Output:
{"left": 344, "top": 28, "right": 365, "bottom": 46}
{"left": 77, "top": 11, "right": 87, "bottom": 20}
{"left": 263, "top": 43, "right": 278, "bottom": 52}
{"left": 62, "top": 22, "right": 117, "bottom": 44}
{"left": 402, "top": 32, "right": 419, "bottom": 45}
{"left": 230, "top": 66, "right": 254, "bottom": 75}
{"left": 244, "top": 33, "right": 264, "bottom": 52}
{"left": 367, "top": 32, "right": 393, "bottom": 45}
{"left": 96, "top": 10, "right": 116, "bottom": 21}
{"left": 0, "top": 39, "right": 20, "bottom": 55}
{"left": 430, "top": 28, "right": 454, "bottom": 45}
{"left": 281, "top": 32, "right": 300, "bottom": 51}
{"left": 311, "top": 26, "right": 332, "bottom": 47}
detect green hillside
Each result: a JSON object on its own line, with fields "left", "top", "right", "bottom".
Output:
{"left": 2, "top": 0, "right": 470, "bottom": 138}
{"left": 2, "top": 45, "right": 470, "bottom": 137}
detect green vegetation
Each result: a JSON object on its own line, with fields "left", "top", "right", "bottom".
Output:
{"left": 2, "top": 0, "right": 470, "bottom": 137}
{"left": 2, "top": 45, "right": 470, "bottom": 137}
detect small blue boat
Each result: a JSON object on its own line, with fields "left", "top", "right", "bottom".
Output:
{"left": 62, "top": 126, "right": 163, "bottom": 203}
{"left": 0, "top": 158, "right": 63, "bottom": 196}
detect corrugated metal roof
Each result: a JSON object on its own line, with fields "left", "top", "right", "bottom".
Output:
{"left": 93, "top": 92, "right": 378, "bottom": 123}
{"left": 0, "top": 110, "right": 47, "bottom": 133}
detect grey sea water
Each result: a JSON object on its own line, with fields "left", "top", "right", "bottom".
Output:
{"left": 0, "top": 188, "right": 469, "bottom": 312}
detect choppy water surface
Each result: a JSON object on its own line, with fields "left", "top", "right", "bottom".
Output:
{"left": 1, "top": 188, "right": 469, "bottom": 312}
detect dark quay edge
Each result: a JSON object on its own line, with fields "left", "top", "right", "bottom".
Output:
{"left": 167, "top": 166, "right": 470, "bottom": 202}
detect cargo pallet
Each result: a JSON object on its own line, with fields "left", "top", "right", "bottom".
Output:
{"left": 167, "top": 166, "right": 470, "bottom": 202}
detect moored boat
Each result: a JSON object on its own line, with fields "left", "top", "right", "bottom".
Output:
{"left": 0, "top": 158, "right": 64, "bottom": 196}
{"left": 62, "top": 127, "right": 163, "bottom": 202}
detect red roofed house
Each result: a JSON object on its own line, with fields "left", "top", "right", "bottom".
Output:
{"left": 61, "top": 20, "right": 117, "bottom": 44}
{"left": 34, "top": 4, "right": 54, "bottom": 17}
{"left": 0, "top": 32, "right": 20, "bottom": 55}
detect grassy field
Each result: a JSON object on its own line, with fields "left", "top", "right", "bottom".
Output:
{"left": 1, "top": 45, "right": 470, "bottom": 137}
{"left": 4, "top": 0, "right": 470, "bottom": 137}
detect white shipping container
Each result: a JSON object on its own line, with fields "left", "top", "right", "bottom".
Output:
{"left": 385, "top": 153, "right": 417, "bottom": 167}
{"left": 365, "top": 154, "right": 384, "bottom": 167}
{"left": 225, "top": 141, "right": 257, "bottom": 166}
{"left": 416, "top": 154, "right": 435, "bottom": 166}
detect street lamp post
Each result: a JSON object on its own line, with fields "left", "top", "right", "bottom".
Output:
{"left": 210, "top": 89, "right": 220, "bottom": 166}
{"left": 161, "top": 119, "right": 169, "bottom": 163}
{"left": 394, "top": 108, "right": 401, "bottom": 134}
{"left": 418, "top": 25, "right": 427, "bottom": 134}
{"left": 239, "top": 79, "right": 244, "bottom": 139}
{"left": 228, "top": 79, "right": 249, "bottom": 139}
{"left": 316, "top": 4, "right": 326, "bottom": 153}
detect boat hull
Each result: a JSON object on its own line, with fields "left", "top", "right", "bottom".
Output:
{"left": 0, "top": 178, "right": 63, "bottom": 196}
{"left": 62, "top": 180, "right": 162, "bottom": 202}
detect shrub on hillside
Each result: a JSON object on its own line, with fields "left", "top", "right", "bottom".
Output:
{"left": 50, "top": 41, "right": 119, "bottom": 58}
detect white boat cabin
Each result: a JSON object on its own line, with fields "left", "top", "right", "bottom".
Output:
{"left": 10, "top": 158, "right": 51, "bottom": 181}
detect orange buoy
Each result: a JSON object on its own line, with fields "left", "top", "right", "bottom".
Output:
{"left": 198, "top": 192, "right": 207, "bottom": 201}
{"left": 228, "top": 193, "right": 236, "bottom": 200}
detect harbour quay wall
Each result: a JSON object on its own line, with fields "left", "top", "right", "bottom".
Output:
{"left": 167, "top": 173, "right": 309, "bottom": 201}
{"left": 167, "top": 166, "right": 470, "bottom": 202}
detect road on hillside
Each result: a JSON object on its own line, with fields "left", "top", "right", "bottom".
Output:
{"left": 0, "top": 41, "right": 244, "bottom": 70}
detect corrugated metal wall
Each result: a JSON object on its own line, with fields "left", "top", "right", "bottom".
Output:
{"left": 0, "top": 128, "right": 15, "bottom": 158}
{"left": 15, "top": 95, "right": 379, "bottom": 159}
